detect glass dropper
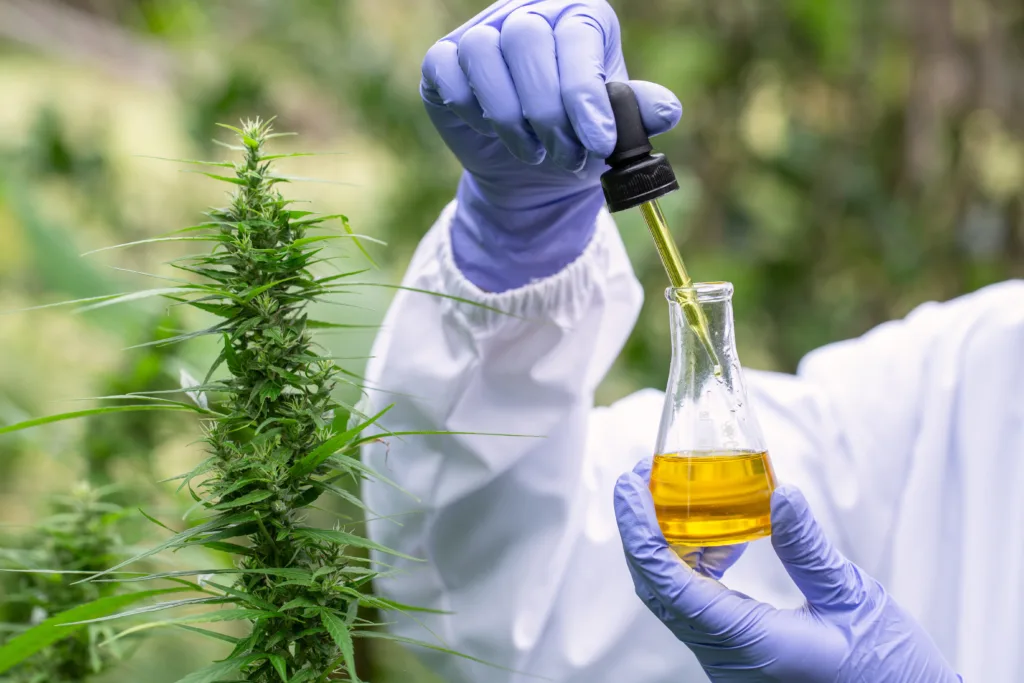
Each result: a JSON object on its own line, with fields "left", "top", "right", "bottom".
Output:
{"left": 600, "top": 82, "right": 723, "bottom": 376}
{"left": 637, "top": 200, "right": 722, "bottom": 376}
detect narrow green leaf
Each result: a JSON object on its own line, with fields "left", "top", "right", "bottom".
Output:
{"left": 0, "top": 404, "right": 200, "bottom": 436}
{"left": 222, "top": 332, "right": 241, "bottom": 375}
{"left": 170, "top": 654, "right": 256, "bottom": 683}
{"left": 312, "top": 269, "right": 372, "bottom": 286}
{"left": 368, "top": 596, "right": 452, "bottom": 615}
{"left": 240, "top": 277, "right": 295, "bottom": 302}
{"left": 321, "top": 612, "right": 359, "bottom": 683}
{"left": 198, "top": 541, "right": 253, "bottom": 556}
{"left": 101, "top": 609, "right": 267, "bottom": 647}
{"left": 279, "top": 597, "right": 319, "bottom": 612}
{"left": 213, "top": 489, "right": 274, "bottom": 510}
{"left": 340, "top": 215, "right": 380, "bottom": 268}
{"left": 291, "top": 213, "right": 348, "bottom": 227}
{"left": 326, "top": 454, "right": 416, "bottom": 500}
{"left": 2, "top": 291, "right": 158, "bottom": 315}
{"left": 263, "top": 152, "right": 317, "bottom": 160}
{"left": 139, "top": 507, "right": 175, "bottom": 533}
{"left": 123, "top": 321, "right": 228, "bottom": 350}
{"left": 292, "top": 528, "right": 420, "bottom": 562}
{"left": 211, "top": 138, "right": 245, "bottom": 152}
{"left": 198, "top": 580, "right": 278, "bottom": 612}
{"left": 108, "top": 567, "right": 253, "bottom": 583}
{"left": 352, "top": 631, "right": 512, "bottom": 672}
{"left": 135, "top": 154, "right": 236, "bottom": 168}
{"left": 291, "top": 234, "right": 385, "bottom": 249}
{"left": 269, "top": 653, "right": 288, "bottom": 682}
{"left": 79, "top": 512, "right": 253, "bottom": 582}
{"left": 174, "top": 624, "right": 240, "bottom": 644}
{"left": 0, "top": 588, "right": 188, "bottom": 674}
{"left": 82, "top": 236, "right": 221, "bottom": 256}
{"left": 342, "top": 282, "right": 517, "bottom": 317}
{"left": 65, "top": 596, "right": 229, "bottom": 625}
{"left": 74, "top": 287, "right": 183, "bottom": 313}
{"left": 0, "top": 568, "right": 141, "bottom": 577}
{"left": 305, "top": 320, "right": 381, "bottom": 330}
{"left": 288, "top": 405, "right": 391, "bottom": 479}
{"left": 346, "top": 429, "right": 540, "bottom": 451}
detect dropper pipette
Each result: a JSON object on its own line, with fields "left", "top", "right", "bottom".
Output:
{"left": 599, "top": 82, "right": 722, "bottom": 376}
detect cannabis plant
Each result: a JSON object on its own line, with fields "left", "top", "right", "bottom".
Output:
{"left": 134, "top": 117, "right": 395, "bottom": 682}
{"left": 0, "top": 485, "right": 130, "bottom": 683}
{"left": 0, "top": 117, "right": 496, "bottom": 683}
{"left": 0, "top": 311, "right": 192, "bottom": 682}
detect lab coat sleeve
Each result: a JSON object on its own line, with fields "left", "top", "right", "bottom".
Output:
{"left": 360, "top": 197, "right": 1024, "bottom": 682}
{"left": 359, "top": 202, "right": 703, "bottom": 683}
{"left": 727, "top": 278, "right": 1024, "bottom": 683}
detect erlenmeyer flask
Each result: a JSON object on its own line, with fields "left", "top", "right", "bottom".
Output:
{"left": 651, "top": 282, "right": 777, "bottom": 549}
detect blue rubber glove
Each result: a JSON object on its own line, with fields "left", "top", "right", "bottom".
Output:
{"left": 630, "top": 458, "right": 749, "bottom": 579}
{"left": 614, "top": 472, "right": 963, "bottom": 682}
{"left": 421, "top": 0, "right": 683, "bottom": 291}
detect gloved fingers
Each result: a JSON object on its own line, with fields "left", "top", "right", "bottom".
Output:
{"left": 631, "top": 456, "right": 653, "bottom": 481}
{"left": 675, "top": 543, "right": 748, "bottom": 581}
{"left": 615, "top": 471, "right": 761, "bottom": 635}
{"left": 628, "top": 457, "right": 746, "bottom": 579}
{"left": 443, "top": 0, "right": 543, "bottom": 43}
{"left": 501, "top": 9, "right": 587, "bottom": 171}
{"left": 771, "top": 485, "right": 873, "bottom": 610}
{"left": 420, "top": 40, "right": 494, "bottom": 136}
{"left": 553, "top": 6, "right": 624, "bottom": 158}
{"left": 627, "top": 80, "right": 684, "bottom": 140}
{"left": 457, "top": 25, "right": 545, "bottom": 164}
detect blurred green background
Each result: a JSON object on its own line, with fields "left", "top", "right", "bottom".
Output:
{"left": 1, "top": 0, "right": 1022, "bottom": 681}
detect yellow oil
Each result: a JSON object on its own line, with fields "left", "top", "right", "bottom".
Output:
{"left": 637, "top": 200, "right": 722, "bottom": 376}
{"left": 650, "top": 450, "right": 777, "bottom": 546}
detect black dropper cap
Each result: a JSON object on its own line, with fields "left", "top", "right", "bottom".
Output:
{"left": 600, "top": 81, "right": 679, "bottom": 213}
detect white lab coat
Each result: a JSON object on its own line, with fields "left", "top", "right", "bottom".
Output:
{"left": 361, "top": 203, "right": 1024, "bottom": 683}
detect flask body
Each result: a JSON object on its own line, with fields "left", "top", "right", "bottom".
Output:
{"left": 651, "top": 283, "right": 777, "bottom": 548}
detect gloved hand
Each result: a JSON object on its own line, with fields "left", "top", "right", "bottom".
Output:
{"left": 630, "top": 458, "right": 749, "bottom": 579}
{"left": 421, "top": 0, "right": 682, "bottom": 291}
{"left": 614, "top": 471, "right": 963, "bottom": 683}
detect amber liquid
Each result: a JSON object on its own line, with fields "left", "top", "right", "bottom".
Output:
{"left": 650, "top": 450, "right": 777, "bottom": 546}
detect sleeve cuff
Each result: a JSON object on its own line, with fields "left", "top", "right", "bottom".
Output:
{"left": 427, "top": 200, "right": 627, "bottom": 334}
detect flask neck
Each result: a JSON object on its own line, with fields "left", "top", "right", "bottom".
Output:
{"left": 657, "top": 282, "right": 767, "bottom": 454}
{"left": 666, "top": 283, "right": 739, "bottom": 386}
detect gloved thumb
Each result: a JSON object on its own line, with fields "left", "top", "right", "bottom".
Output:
{"left": 770, "top": 485, "right": 872, "bottom": 610}
{"left": 586, "top": 80, "right": 681, "bottom": 159}
{"left": 615, "top": 471, "right": 754, "bottom": 634}
{"left": 626, "top": 80, "right": 682, "bottom": 140}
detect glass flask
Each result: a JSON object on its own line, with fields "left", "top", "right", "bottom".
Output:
{"left": 650, "top": 282, "right": 777, "bottom": 550}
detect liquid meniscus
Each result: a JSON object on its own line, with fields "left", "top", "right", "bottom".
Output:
{"left": 650, "top": 450, "right": 777, "bottom": 546}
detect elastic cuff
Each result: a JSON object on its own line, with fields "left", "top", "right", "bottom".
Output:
{"left": 450, "top": 176, "right": 604, "bottom": 292}
{"left": 434, "top": 201, "right": 619, "bottom": 334}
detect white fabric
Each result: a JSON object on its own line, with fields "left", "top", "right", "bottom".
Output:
{"left": 361, "top": 202, "right": 1024, "bottom": 683}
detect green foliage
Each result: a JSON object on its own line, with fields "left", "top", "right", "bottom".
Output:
{"left": 4, "top": 3, "right": 1020, "bottom": 682}
{"left": 0, "top": 112, "right": 492, "bottom": 682}
{"left": 0, "top": 485, "right": 134, "bottom": 682}
{"left": 75, "top": 118, "right": 410, "bottom": 683}
{"left": 80, "top": 311, "right": 191, "bottom": 492}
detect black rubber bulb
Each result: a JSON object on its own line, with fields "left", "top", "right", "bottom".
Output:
{"left": 600, "top": 81, "right": 679, "bottom": 213}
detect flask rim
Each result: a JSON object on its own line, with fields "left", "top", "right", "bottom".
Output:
{"left": 664, "top": 281, "right": 734, "bottom": 303}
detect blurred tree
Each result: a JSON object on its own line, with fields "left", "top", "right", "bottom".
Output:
{"left": 156, "top": 0, "right": 1024, "bottom": 388}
